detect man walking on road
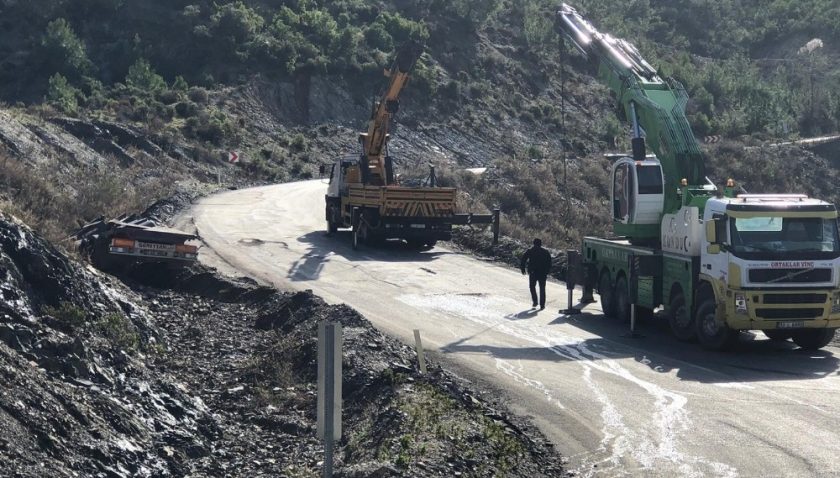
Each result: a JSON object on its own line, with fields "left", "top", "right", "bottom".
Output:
{"left": 520, "top": 238, "right": 552, "bottom": 310}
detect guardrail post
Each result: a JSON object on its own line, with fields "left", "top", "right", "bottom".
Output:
{"left": 492, "top": 208, "right": 500, "bottom": 245}
{"left": 318, "top": 322, "right": 343, "bottom": 478}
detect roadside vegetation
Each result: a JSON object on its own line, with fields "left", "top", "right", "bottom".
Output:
{"left": 0, "top": 1, "right": 838, "bottom": 251}
{"left": 0, "top": 149, "right": 179, "bottom": 245}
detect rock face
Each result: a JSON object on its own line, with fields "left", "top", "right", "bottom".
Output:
{"left": 0, "top": 212, "right": 213, "bottom": 477}
{"left": 0, "top": 212, "right": 566, "bottom": 477}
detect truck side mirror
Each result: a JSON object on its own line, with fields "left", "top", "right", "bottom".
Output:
{"left": 705, "top": 215, "right": 727, "bottom": 246}
{"left": 705, "top": 220, "right": 717, "bottom": 244}
{"left": 319, "top": 164, "right": 325, "bottom": 177}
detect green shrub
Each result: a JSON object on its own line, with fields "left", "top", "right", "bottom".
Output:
{"left": 40, "top": 19, "right": 92, "bottom": 80}
{"left": 410, "top": 58, "right": 437, "bottom": 96}
{"left": 188, "top": 87, "right": 209, "bottom": 104}
{"left": 211, "top": 1, "right": 265, "bottom": 44}
{"left": 172, "top": 75, "right": 189, "bottom": 92}
{"left": 126, "top": 58, "right": 166, "bottom": 93}
{"left": 526, "top": 145, "right": 542, "bottom": 159}
{"left": 97, "top": 313, "right": 139, "bottom": 351}
{"left": 289, "top": 133, "right": 308, "bottom": 152}
{"left": 378, "top": 12, "right": 429, "bottom": 44}
{"left": 441, "top": 80, "right": 461, "bottom": 101}
{"left": 42, "top": 301, "right": 87, "bottom": 330}
{"left": 47, "top": 74, "right": 81, "bottom": 114}
{"left": 364, "top": 23, "right": 393, "bottom": 51}
{"left": 156, "top": 89, "right": 181, "bottom": 105}
{"left": 184, "top": 111, "right": 234, "bottom": 145}
{"left": 175, "top": 101, "right": 200, "bottom": 117}
{"left": 523, "top": 0, "right": 554, "bottom": 46}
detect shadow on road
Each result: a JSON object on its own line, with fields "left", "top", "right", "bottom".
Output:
{"left": 441, "top": 305, "right": 840, "bottom": 384}
{"left": 505, "top": 309, "right": 540, "bottom": 320}
{"left": 287, "top": 230, "right": 454, "bottom": 281}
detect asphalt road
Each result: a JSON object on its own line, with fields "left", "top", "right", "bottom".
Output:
{"left": 178, "top": 180, "right": 840, "bottom": 478}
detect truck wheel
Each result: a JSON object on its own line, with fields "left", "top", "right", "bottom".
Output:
{"left": 695, "top": 297, "right": 738, "bottom": 350}
{"left": 614, "top": 276, "right": 630, "bottom": 322}
{"left": 763, "top": 330, "right": 793, "bottom": 342}
{"left": 598, "top": 272, "right": 616, "bottom": 318}
{"left": 326, "top": 206, "right": 338, "bottom": 234}
{"left": 668, "top": 293, "right": 696, "bottom": 341}
{"left": 352, "top": 221, "right": 367, "bottom": 250}
{"left": 791, "top": 329, "right": 835, "bottom": 350}
{"left": 425, "top": 240, "right": 437, "bottom": 248}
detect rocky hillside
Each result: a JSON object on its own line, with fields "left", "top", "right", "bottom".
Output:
{"left": 0, "top": 2, "right": 838, "bottom": 475}
{"left": 0, "top": 210, "right": 566, "bottom": 477}
{"left": 2, "top": 1, "right": 838, "bottom": 253}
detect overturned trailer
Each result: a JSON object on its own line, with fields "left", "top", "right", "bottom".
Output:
{"left": 73, "top": 215, "right": 198, "bottom": 271}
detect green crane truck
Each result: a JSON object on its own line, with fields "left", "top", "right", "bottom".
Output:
{"left": 557, "top": 4, "right": 840, "bottom": 350}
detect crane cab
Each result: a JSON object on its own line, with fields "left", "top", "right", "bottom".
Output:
{"left": 610, "top": 156, "right": 664, "bottom": 226}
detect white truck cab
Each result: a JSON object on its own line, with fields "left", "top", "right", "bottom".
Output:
{"left": 699, "top": 194, "right": 840, "bottom": 345}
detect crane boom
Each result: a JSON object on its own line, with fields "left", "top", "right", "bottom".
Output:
{"left": 563, "top": 3, "right": 840, "bottom": 353}
{"left": 557, "top": 3, "right": 708, "bottom": 218}
{"left": 359, "top": 41, "right": 424, "bottom": 185}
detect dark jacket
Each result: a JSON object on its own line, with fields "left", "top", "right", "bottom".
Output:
{"left": 521, "top": 246, "right": 552, "bottom": 278}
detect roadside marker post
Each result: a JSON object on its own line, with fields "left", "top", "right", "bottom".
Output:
{"left": 414, "top": 329, "right": 427, "bottom": 374}
{"left": 317, "top": 322, "right": 342, "bottom": 478}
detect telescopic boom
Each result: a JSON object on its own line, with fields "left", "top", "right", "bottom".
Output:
{"left": 557, "top": 3, "right": 709, "bottom": 217}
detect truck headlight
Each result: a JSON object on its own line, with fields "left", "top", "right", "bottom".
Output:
{"left": 832, "top": 295, "right": 840, "bottom": 314}
{"left": 735, "top": 294, "right": 748, "bottom": 314}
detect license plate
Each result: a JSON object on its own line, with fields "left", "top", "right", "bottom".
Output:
{"left": 136, "top": 241, "right": 175, "bottom": 251}
{"left": 776, "top": 321, "right": 804, "bottom": 329}
{"left": 410, "top": 224, "right": 426, "bottom": 229}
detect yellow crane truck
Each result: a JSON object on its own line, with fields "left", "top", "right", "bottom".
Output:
{"left": 323, "top": 42, "right": 498, "bottom": 249}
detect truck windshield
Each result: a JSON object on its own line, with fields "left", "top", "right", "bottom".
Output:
{"left": 729, "top": 216, "right": 840, "bottom": 259}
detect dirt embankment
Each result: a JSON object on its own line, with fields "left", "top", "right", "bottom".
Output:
{"left": 0, "top": 211, "right": 566, "bottom": 477}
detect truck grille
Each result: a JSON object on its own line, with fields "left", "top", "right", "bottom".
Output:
{"left": 754, "top": 308, "right": 824, "bottom": 320}
{"left": 762, "top": 294, "right": 827, "bottom": 305}
{"left": 748, "top": 268, "right": 832, "bottom": 284}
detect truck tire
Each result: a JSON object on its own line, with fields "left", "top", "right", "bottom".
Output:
{"left": 352, "top": 221, "right": 367, "bottom": 250}
{"left": 326, "top": 205, "right": 338, "bottom": 234}
{"left": 791, "top": 329, "right": 835, "bottom": 350}
{"left": 598, "top": 272, "right": 616, "bottom": 318}
{"left": 425, "top": 240, "right": 437, "bottom": 248}
{"left": 614, "top": 276, "right": 630, "bottom": 322}
{"left": 762, "top": 330, "right": 792, "bottom": 342}
{"left": 668, "top": 293, "right": 696, "bottom": 341}
{"left": 695, "top": 297, "right": 738, "bottom": 350}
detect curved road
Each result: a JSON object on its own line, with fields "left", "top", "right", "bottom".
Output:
{"left": 178, "top": 180, "right": 840, "bottom": 477}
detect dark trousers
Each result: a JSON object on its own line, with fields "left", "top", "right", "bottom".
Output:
{"left": 529, "top": 274, "right": 547, "bottom": 307}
